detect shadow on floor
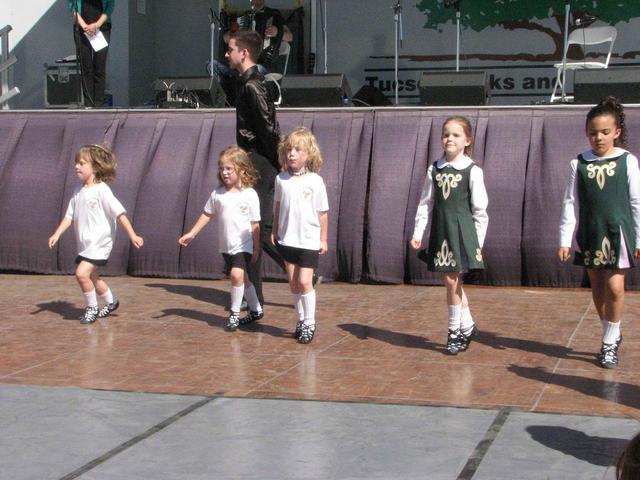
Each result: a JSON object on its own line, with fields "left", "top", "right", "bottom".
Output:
{"left": 154, "top": 307, "right": 292, "bottom": 338}
{"left": 31, "top": 301, "right": 84, "bottom": 321}
{"left": 145, "top": 283, "right": 290, "bottom": 309}
{"left": 526, "top": 425, "right": 628, "bottom": 467}
{"left": 476, "top": 331, "right": 595, "bottom": 366}
{"left": 509, "top": 365, "right": 640, "bottom": 410}
{"left": 337, "top": 323, "right": 445, "bottom": 354}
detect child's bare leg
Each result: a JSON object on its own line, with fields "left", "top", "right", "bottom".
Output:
{"left": 442, "top": 272, "right": 462, "bottom": 306}
{"left": 242, "top": 269, "right": 262, "bottom": 313}
{"left": 298, "top": 267, "right": 314, "bottom": 295}
{"left": 605, "top": 270, "right": 625, "bottom": 324}
{"left": 76, "top": 261, "right": 98, "bottom": 323}
{"left": 588, "top": 269, "right": 607, "bottom": 321}
{"left": 90, "top": 269, "right": 109, "bottom": 297}
{"left": 76, "top": 261, "right": 97, "bottom": 295}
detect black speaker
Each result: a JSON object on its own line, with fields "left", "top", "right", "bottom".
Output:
{"left": 352, "top": 85, "right": 392, "bottom": 107}
{"left": 154, "top": 76, "right": 226, "bottom": 108}
{"left": 419, "top": 71, "right": 488, "bottom": 106}
{"left": 281, "top": 74, "right": 351, "bottom": 107}
{"left": 44, "top": 64, "right": 83, "bottom": 108}
{"left": 574, "top": 67, "right": 640, "bottom": 104}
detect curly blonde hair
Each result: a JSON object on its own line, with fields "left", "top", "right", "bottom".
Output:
{"left": 278, "top": 127, "right": 323, "bottom": 173}
{"left": 218, "top": 146, "right": 258, "bottom": 188}
{"left": 76, "top": 144, "right": 116, "bottom": 182}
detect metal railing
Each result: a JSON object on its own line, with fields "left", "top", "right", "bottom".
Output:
{"left": 0, "top": 25, "right": 20, "bottom": 109}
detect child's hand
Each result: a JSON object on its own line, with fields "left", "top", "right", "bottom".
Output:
{"left": 558, "top": 247, "right": 571, "bottom": 262}
{"left": 635, "top": 248, "right": 640, "bottom": 259}
{"left": 410, "top": 238, "right": 422, "bottom": 250}
{"left": 48, "top": 235, "right": 59, "bottom": 249}
{"left": 131, "top": 235, "right": 144, "bottom": 249}
{"left": 319, "top": 240, "right": 328, "bottom": 255}
{"left": 178, "top": 233, "right": 194, "bottom": 247}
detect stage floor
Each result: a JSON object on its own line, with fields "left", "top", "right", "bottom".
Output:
{"left": 1, "top": 274, "right": 639, "bottom": 478}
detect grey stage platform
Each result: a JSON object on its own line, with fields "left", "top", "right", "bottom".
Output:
{"left": 1, "top": 385, "right": 637, "bottom": 480}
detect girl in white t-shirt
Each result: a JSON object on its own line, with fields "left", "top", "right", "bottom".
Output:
{"left": 179, "top": 146, "right": 262, "bottom": 331}
{"left": 273, "top": 128, "right": 329, "bottom": 343}
{"left": 48, "top": 144, "right": 144, "bottom": 324}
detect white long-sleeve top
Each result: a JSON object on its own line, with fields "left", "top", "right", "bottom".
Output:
{"left": 412, "top": 156, "right": 489, "bottom": 247}
{"left": 559, "top": 148, "right": 640, "bottom": 249}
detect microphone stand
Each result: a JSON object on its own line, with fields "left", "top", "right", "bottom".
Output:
{"left": 71, "top": 1, "right": 93, "bottom": 108}
{"left": 318, "top": 0, "right": 328, "bottom": 74}
{"left": 560, "top": 1, "right": 571, "bottom": 101}
{"left": 454, "top": 0, "right": 461, "bottom": 71}
{"left": 208, "top": 8, "right": 217, "bottom": 80}
{"left": 392, "top": 0, "right": 403, "bottom": 105}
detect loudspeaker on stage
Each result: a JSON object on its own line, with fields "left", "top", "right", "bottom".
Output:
{"left": 280, "top": 74, "right": 351, "bottom": 107}
{"left": 419, "top": 71, "right": 488, "bottom": 106}
{"left": 574, "top": 67, "right": 640, "bottom": 104}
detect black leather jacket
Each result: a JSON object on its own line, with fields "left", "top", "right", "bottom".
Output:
{"left": 235, "top": 65, "right": 280, "bottom": 169}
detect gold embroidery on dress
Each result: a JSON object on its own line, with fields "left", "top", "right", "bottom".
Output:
{"left": 583, "top": 250, "right": 591, "bottom": 267}
{"left": 586, "top": 162, "right": 616, "bottom": 190}
{"left": 592, "top": 236, "right": 617, "bottom": 266}
{"left": 435, "top": 172, "right": 462, "bottom": 200}
{"left": 434, "top": 239, "right": 456, "bottom": 267}
{"left": 475, "top": 248, "right": 483, "bottom": 262}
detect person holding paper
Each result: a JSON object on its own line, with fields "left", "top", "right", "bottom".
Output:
{"left": 68, "top": 1, "right": 114, "bottom": 108}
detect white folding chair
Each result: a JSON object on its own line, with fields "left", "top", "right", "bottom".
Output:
{"left": 550, "top": 25, "right": 617, "bottom": 103}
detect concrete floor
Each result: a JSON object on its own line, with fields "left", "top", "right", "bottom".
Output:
{"left": 1, "top": 274, "right": 639, "bottom": 479}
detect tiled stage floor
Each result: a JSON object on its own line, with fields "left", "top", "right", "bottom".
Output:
{"left": 3, "top": 274, "right": 640, "bottom": 479}
{"left": 2, "top": 274, "right": 639, "bottom": 418}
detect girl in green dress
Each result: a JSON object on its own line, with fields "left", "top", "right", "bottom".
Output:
{"left": 411, "top": 117, "right": 489, "bottom": 355}
{"left": 559, "top": 97, "right": 640, "bottom": 368}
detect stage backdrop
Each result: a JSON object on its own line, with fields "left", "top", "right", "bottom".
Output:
{"left": 1, "top": 107, "right": 639, "bottom": 288}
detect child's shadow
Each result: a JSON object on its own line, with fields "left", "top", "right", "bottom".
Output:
{"left": 154, "top": 308, "right": 291, "bottom": 338}
{"left": 338, "top": 323, "right": 445, "bottom": 354}
{"left": 31, "top": 301, "right": 84, "bottom": 321}
{"left": 146, "top": 283, "right": 290, "bottom": 309}
{"left": 475, "top": 330, "right": 596, "bottom": 366}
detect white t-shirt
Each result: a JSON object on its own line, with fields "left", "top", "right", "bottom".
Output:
{"left": 65, "top": 182, "right": 126, "bottom": 260}
{"left": 274, "top": 171, "right": 329, "bottom": 250}
{"left": 204, "top": 186, "right": 261, "bottom": 254}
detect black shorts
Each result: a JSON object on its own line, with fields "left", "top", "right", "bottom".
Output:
{"left": 222, "top": 252, "right": 252, "bottom": 275}
{"left": 75, "top": 255, "right": 108, "bottom": 266}
{"left": 276, "top": 243, "right": 319, "bottom": 269}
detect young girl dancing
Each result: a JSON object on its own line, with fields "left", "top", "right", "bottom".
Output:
{"left": 559, "top": 97, "right": 640, "bottom": 369}
{"left": 273, "top": 127, "right": 329, "bottom": 344}
{"left": 48, "top": 144, "right": 144, "bottom": 324}
{"left": 178, "top": 146, "right": 263, "bottom": 331}
{"left": 410, "top": 117, "right": 489, "bottom": 355}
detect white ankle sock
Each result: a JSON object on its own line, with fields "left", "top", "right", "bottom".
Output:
{"left": 244, "top": 284, "right": 262, "bottom": 312}
{"left": 603, "top": 321, "right": 621, "bottom": 344}
{"left": 230, "top": 285, "right": 244, "bottom": 313}
{"left": 448, "top": 304, "right": 461, "bottom": 331}
{"left": 460, "top": 306, "right": 475, "bottom": 333}
{"left": 99, "top": 289, "right": 114, "bottom": 305}
{"left": 301, "top": 290, "right": 316, "bottom": 326}
{"left": 293, "top": 294, "right": 304, "bottom": 322}
{"left": 83, "top": 289, "right": 98, "bottom": 308}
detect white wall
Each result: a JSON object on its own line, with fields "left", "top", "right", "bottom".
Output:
{"left": 2, "top": 0, "right": 129, "bottom": 108}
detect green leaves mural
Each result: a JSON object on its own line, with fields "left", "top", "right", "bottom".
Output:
{"left": 414, "top": 0, "right": 640, "bottom": 61}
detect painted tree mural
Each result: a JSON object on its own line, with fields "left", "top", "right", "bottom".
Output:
{"left": 415, "top": 0, "right": 640, "bottom": 61}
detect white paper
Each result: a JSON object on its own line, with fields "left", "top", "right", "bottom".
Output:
{"left": 84, "top": 30, "right": 108, "bottom": 52}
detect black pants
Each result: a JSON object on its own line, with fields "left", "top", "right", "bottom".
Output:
{"left": 74, "top": 25, "right": 111, "bottom": 107}
{"left": 247, "top": 151, "right": 285, "bottom": 304}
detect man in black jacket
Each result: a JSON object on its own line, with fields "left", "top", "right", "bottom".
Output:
{"left": 226, "top": 30, "right": 285, "bottom": 312}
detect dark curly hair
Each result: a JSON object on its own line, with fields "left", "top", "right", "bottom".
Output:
{"left": 586, "top": 96, "right": 627, "bottom": 148}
